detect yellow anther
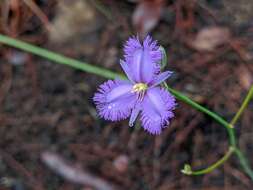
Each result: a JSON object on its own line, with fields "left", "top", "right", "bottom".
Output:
{"left": 132, "top": 83, "right": 148, "bottom": 93}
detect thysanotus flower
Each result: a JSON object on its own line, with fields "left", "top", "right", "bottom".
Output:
{"left": 93, "top": 35, "right": 176, "bottom": 134}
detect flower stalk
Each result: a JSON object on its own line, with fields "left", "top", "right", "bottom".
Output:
{"left": 182, "top": 147, "right": 235, "bottom": 175}
{"left": 230, "top": 85, "right": 253, "bottom": 127}
{"left": 180, "top": 85, "right": 253, "bottom": 180}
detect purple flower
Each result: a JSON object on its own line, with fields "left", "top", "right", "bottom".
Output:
{"left": 93, "top": 36, "right": 176, "bottom": 134}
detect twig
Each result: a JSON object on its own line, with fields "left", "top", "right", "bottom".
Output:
{"left": 22, "top": 0, "right": 52, "bottom": 32}
{"left": 41, "top": 151, "right": 116, "bottom": 190}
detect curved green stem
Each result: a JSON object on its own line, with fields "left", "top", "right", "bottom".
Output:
{"left": 234, "top": 148, "right": 253, "bottom": 180}
{"left": 181, "top": 85, "right": 253, "bottom": 179}
{"left": 163, "top": 83, "right": 236, "bottom": 146}
{"left": 230, "top": 85, "right": 253, "bottom": 180}
{"left": 182, "top": 147, "right": 235, "bottom": 175}
{"left": 230, "top": 85, "right": 253, "bottom": 127}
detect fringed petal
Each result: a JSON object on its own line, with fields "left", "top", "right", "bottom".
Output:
{"left": 93, "top": 80, "right": 137, "bottom": 121}
{"left": 143, "top": 35, "right": 162, "bottom": 65}
{"left": 140, "top": 87, "right": 176, "bottom": 135}
{"left": 123, "top": 35, "right": 162, "bottom": 83}
{"left": 123, "top": 36, "right": 142, "bottom": 61}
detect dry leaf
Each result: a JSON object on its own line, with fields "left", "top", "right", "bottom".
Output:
{"left": 238, "top": 65, "right": 252, "bottom": 90}
{"left": 49, "top": 0, "right": 101, "bottom": 43}
{"left": 132, "top": 0, "right": 164, "bottom": 37}
{"left": 191, "top": 26, "right": 231, "bottom": 51}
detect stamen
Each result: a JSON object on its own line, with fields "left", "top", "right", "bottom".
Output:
{"left": 131, "top": 83, "right": 148, "bottom": 93}
{"left": 131, "top": 83, "right": 148, "bottom": 100}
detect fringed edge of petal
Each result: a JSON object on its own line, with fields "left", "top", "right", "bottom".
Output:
{"left": 93, "top": 80, "right": 134, "bottom": 121}
{"left": 140, "top": 88, "right": 176, "bottom": 135}
{"left": 123, "top": 35, "right": 162, "bottom": 83}
{"left": 123, "top": 35, "right": 162, "bottom": 66}
{"left": 123, "top": 36, "right": 142, "bottom": 60}
{"left": 143, "top": 35, "right": 162, "bottom": 65}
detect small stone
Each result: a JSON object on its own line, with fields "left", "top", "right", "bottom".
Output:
{"left": 113, "top": 155, "right": 129, "bottom": 173}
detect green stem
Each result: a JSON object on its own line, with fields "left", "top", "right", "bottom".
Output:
{"left": 229, "top": 85, "right": 253, "bottom": 180}
{"left": 234, "top": 148, "right": 253, "bottom": 180}
{"left": 230, "top": 85, "right": 253, "bottom": 127}
{"left": 0, "top": 34, "right": 121, "bottom": 80}
{"left": 181, "top": 85, "right": 253, "bottom": 179}
{"left": 163, "top": 83, "right": 236, "bottom": 146}
{"left": 182, "top": 147, "right": 235, "bottom": 175}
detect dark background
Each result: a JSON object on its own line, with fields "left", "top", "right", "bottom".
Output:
{"left": 0, "top": 0, "right": 253, "bottom": 189}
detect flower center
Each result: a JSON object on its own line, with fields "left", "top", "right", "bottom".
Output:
{"left": 132, "top": 83, "right": 148, "bottom": 93}
{"left": 132, "top": 83, "right": 148, "bottom": 101}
